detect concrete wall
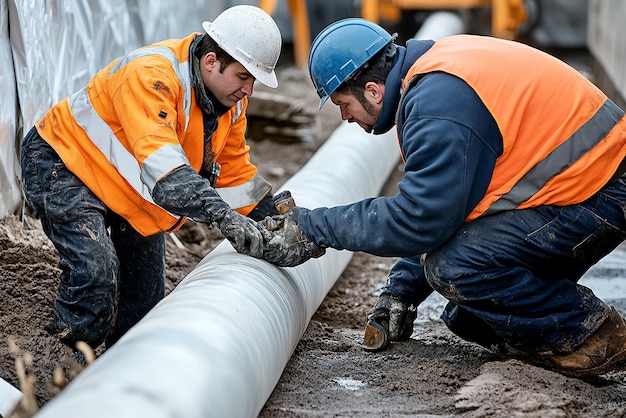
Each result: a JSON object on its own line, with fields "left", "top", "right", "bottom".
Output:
{"left": 588, "top": 0, "right": 626, "bottom": 107}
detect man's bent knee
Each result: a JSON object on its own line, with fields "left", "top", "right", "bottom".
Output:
{"left": 422, "top": 255, "right": 467, "bottom": 303}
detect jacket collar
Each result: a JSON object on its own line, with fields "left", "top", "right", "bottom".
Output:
{"left": 372, "top": 39, "right": 435, "bottom": 134}
{"left": 189, "top": 35, "right": 229, "bottom": 119}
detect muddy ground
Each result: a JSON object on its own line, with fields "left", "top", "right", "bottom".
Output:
{"left": 2, "top": 65, "right": 626, "bottom": 417}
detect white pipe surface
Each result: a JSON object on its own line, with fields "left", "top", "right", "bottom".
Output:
{"left": 414, "top": 11, "right": 466, "bottom": 40}
{"left": 0, "top": 377, "right": 21, "bottom": 417}
{"left": 36, "top": 122, "right": 400, "bottom": 418}
{"left": 36, "top": 13, "right": 468, "bottom": 417}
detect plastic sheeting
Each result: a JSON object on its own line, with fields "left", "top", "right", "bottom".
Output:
{"left": 0, "top": 376, "right": 21, "bottom": 417}
{"left": 588, "top": 0, "right": 626, "bottom": 102}
{"left": 0, "top": 0, "right": 19, "bottom": 217}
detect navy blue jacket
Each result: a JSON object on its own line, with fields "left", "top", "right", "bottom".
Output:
{"left": 298, "top": 39, "right": 503, "bottom": 302}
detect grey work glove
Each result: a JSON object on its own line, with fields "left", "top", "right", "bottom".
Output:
{"left": 259, "top": 206, "right": 325, "bottom": 267}
{"left": 367, "top": 293, "right": 417, "bottom": 341}
{"left": 217, "top": 210, "right": 265, "bottom": 258}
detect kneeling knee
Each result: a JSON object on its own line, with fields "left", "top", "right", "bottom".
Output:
{"left": 422, "top": 256, "right": 464, "bottom": 303}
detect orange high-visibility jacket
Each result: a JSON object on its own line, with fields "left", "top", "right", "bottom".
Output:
{"left": 36, "top": 33, "right": 269, "bottom": 236}
{"left": 402, "top": 35, "right": 626, "bottom": 221}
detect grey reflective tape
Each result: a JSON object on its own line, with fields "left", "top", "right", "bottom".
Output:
{"left": 141, "top": 143, "right": 190, "bottom": 192}
{"left": 216, "top": 173, "right": 271, "bottom": 209}
{"left": 232, "top": 101, "right": 242, "bottom": 124}
{"left": 69, "top": 88, "right": 155, "bottom": 204}
{"left": 109, "top": 45, "right": 192, "bottom": 130}
{"left": 486, "top": 99, "right": 624, "bottom": 214}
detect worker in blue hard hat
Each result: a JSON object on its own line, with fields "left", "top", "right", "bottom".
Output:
{"left": 248, "top": 17, "right": 626, "bottom": 378}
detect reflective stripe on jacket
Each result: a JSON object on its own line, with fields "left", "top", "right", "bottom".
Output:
{"left": 401, "top": 35, "right": 626, "bottom": 221}
{"left": 36, "top": 33, "right": 268, "bottom": 236}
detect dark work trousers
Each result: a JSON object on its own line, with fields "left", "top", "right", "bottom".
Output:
{"left": 20, "top": 127, "right": 166, "bottom": 349}
{"left": 422, "top": 175, "right": 626, "bottom": 354}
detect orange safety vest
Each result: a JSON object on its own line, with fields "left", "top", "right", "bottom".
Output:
{"left": 36, "top": 33, "right": 270, "bottom": 236}
{"left": 401, "top": 35, "right": 626, "bottom": 222}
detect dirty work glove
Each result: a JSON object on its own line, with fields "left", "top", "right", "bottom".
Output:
{"left": 247, "top": 192, "right": 279, "bottom": 221}
{"left": 259, "top": 206, "right": 325, "bottom": 267}
{"left": 368, "top": 293, "right": 417, "bottom": 341}
{"left": 216, "top": 210, "right": 265, "bottom": 258}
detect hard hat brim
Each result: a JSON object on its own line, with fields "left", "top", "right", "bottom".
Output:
{"left": 254, "top": 71, "right": 279, "bottom": 89}
{"left": 318, "top": 95, "right": 330, "bottom": 110}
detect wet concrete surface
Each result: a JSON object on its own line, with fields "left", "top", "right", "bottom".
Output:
{"left": 580, "top": 243, "right": 626, "bottom": 312}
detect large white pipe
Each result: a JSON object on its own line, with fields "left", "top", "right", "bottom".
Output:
{"left": 35, "top": 14, "right": 468, "bottom": 417}
{"left": 36, "top": 121, "right": 400, "bottom": 418}
{"left": 0, "top": 377, "right": 21, "bottom": 417}
{"left": 414, "top": 11, "right": 466, "bottom": 40}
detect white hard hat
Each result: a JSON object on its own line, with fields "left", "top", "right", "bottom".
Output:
{"left": 202, "top": 5, "right": 282, "bottom": 88}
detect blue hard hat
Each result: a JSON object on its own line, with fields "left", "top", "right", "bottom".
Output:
{"left": 308, "top": 18, "right": 393, "bottom": 109}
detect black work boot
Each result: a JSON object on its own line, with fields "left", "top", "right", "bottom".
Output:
{"left": 531, "top": 307, "right": 626, "bottom": 377}
{"left": 44, "top": 317, "right": 77, "bottom": 347}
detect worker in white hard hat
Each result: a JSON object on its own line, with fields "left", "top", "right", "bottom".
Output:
{"left": 20, "top": 5, "right": 283, "bottom": 356}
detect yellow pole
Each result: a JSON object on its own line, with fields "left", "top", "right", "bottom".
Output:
{"left": 361, "top": 0, "right": 380, "bottom": 22}
{"left": 258, "top": 0, "right": 279, "bottom": 14}
{"left": 288, "top": 0, "right": 311, "bottom": 68}
{"left": 492, "top": 0, "right": 527, "bottom": 39}
{"left": 259, "top": 0, "right": 311, "bottom": 69}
